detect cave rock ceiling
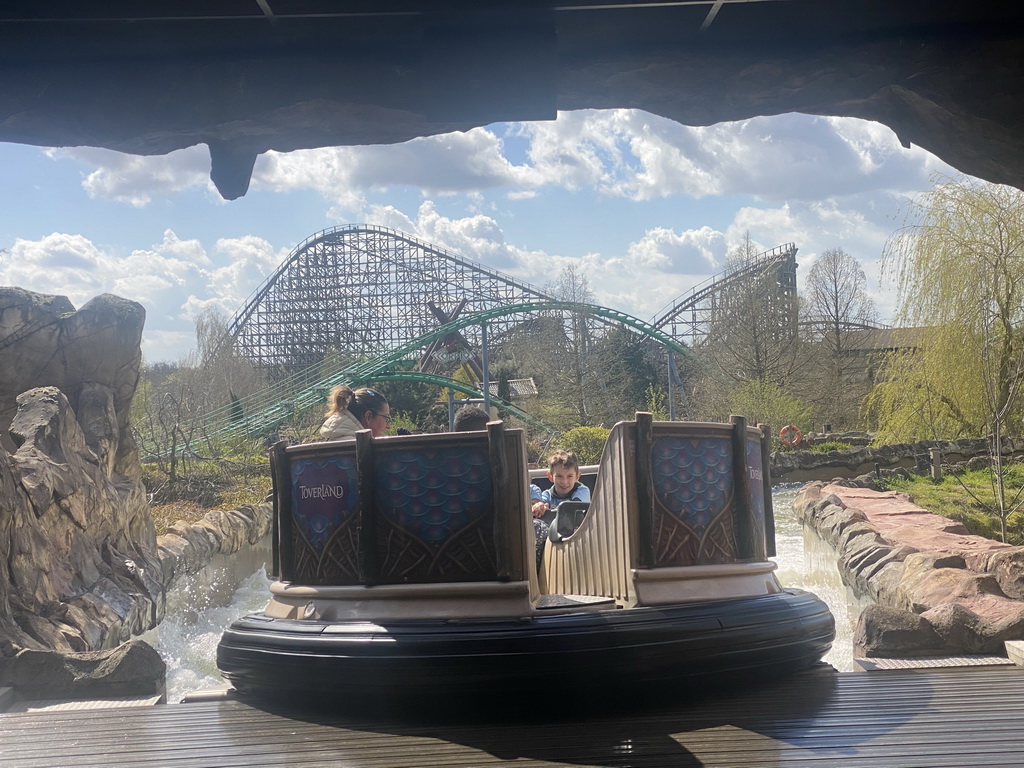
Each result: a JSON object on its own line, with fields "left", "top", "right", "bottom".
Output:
{"left": 1, "top": 1, "right": 1022, "bottom": 199}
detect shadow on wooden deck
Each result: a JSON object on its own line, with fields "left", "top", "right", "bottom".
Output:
{"left": 3, "top": 664, "right": 1023, "bottom": 767}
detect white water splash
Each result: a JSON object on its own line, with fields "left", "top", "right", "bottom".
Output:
{"left": 142, "top": 563, "right": 272, "bottom": 704}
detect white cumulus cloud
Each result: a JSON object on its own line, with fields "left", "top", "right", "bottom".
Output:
{"left": 515, "top": 110, "right": 955, "bottom": 203}
{"left": 626, "top": 226, "right": 727, "bottom": 272}
{"left": 0, "top": 228, "right": 290, "bottom": 362}
{"left": 47, "top": 146, "right": 213, "bottom": 206}
{"left": 4, "top": 233, "right": 117, "bottom": 304}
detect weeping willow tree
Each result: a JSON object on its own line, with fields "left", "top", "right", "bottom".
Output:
{"left": 867, "top": 175, "right": 1024, "bottom": 445}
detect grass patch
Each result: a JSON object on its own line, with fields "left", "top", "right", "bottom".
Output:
{"left": 881, "top": 464, "right": 1024, "bottom": 544}
{"left": 143, "top": 454, "right": 272, "bottom": 535}
{"left": 151, "top": 500, "right": 210, "bottom": 535}
{"left": 808, "top": 441, "right": 855, "bottom": 453}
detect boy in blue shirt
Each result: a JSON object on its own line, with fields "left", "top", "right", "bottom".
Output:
{"left": 530, "top": 449, "right": 590, "bottom": 567}
{"left": 531, "top": 449, "right": 590, "bottom": 520}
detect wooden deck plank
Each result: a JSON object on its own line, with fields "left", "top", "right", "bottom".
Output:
{"left": 14, "top": 709, "right": 1024, "bottom": 748}
{"left": 2, "top": 666, "right": 1024, "bottom": 768}
{"left": 0, "top": 707, "right": 1012, "bottom": 745}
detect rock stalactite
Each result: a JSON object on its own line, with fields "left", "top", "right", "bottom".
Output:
{"left": 2, "top": 9, "right": 1023, "bottom": 198}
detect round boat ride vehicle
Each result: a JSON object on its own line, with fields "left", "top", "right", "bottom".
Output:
{"left": 217, "top": 413, "right": 834, "bottom": 706}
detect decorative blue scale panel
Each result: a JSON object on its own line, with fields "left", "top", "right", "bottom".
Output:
{"left": 375, "top": 446, "right": 492, "bottom": 541}
{"left": 649, "top": 434, "right": 738, "bottom": 565}
{"left": 373, "top": 442, "right": 497, "bottom": 581}
{"left": 652, "top": 436, "right": 733, "bottom": 533}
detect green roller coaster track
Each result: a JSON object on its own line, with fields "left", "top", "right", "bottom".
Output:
{"left": 181, "top": 301, "right": 689, "bottom": 448}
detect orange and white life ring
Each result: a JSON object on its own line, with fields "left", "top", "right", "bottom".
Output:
{"left": 779, "top": 425, "right": 803, "bottom": 448}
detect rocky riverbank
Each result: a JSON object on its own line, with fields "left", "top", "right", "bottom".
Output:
{"left": 794, "top": 481, "right": 1024, "bottom": 658}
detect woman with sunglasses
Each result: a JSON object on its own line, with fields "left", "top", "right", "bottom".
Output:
{"left": 320, "top": 385, "right": 392, "bottom": 440}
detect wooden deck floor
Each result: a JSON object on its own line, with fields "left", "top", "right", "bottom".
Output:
{"left": 2, "top": 664, "right": 1024, "bottom": 768}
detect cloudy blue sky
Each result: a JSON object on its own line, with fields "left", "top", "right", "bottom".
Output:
{"left": 0, "top": 109, "right": 955, "bottom": 363}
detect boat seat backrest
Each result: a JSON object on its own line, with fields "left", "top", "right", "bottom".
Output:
{"left": 542, "top": 421, "right": 638, "bottom": 602}
{"left": 272, "top": 422, "right": 532, "bottom": 587}
{"left": 371, "top": 434, "right": 504, "bottom": 584}
{"left": 542, "top": 413, "right": 773, "bottom": 602}
{"left": 639, "top": 417, "right": 769, "bottom": 567}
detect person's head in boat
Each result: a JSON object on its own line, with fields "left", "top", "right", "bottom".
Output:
{"left": 322, "top": 385, "right": 391, "bottom": 438}
{"left": 547, "top": 449, "right": 582, "bottom": 498}
{"left": 453, "top": 405, "right": 489, "bottom": 432}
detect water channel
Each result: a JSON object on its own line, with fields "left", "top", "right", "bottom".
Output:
{"left": 147, "top": 484, "right": 869, "bottom": 704}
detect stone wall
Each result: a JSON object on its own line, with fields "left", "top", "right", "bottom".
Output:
{"left": 157, "top": 506, "right": 272, "bottom": 592}
{"left": 771, "top": 437, "right": 1023, "bottom": 483}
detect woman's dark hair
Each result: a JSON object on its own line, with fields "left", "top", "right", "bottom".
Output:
{"left": 326, "top": 385, "right": 388, "bottom": 421}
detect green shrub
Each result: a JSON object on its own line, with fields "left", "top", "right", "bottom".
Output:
{"left": 644, "top": 385, "right": 671, "bottom": 421}
{"left": 555, "top": 426, "right": 611, "bottom": 466}
{"left": 386, "top": 412, "right": 420, "bottom": 435}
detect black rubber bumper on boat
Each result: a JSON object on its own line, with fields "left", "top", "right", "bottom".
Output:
{"left": 217, "top": 589, "right": 834, "bottom": 701}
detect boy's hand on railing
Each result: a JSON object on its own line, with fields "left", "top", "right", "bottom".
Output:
{"left": 531, "top": 501, "right": 549, "bottom": 518}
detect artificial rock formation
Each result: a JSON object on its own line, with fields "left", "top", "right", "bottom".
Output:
{"left": 794, "top": 482, "right": 1024, "bottom": 657}
{"left": 0, "top": 288, "right": 154, "bottom": 659}
{"left": 1, "top": 385, "right": 161, "bottom": 656}
{"left": 156, "top": 505, "right": 272, "bottom": 590}
{"left": 0, "top": 288, "right": 272, "bottom": 700}
{"left": 0, "top": 287, "right": 145, "bottom": 461}
{"left": 2, "top": 640, "right": 167, "bottom": 701}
